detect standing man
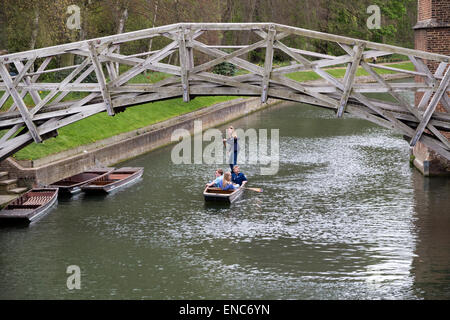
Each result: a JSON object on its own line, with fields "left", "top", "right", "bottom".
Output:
{"left": 223, "top": 126, "right": 239, "bottom": 171}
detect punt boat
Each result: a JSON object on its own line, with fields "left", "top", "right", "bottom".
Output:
{"left": 48, "top": 168, "right": 114, "bottom": 194}
{"left": 0, "top": 188, "right": 59, "bottom": 224}
{"left": 203, "top": 181, "right": 246, "bottom": 204}
{"left": 81, "top": 167, "right": 144, "bottom": 193}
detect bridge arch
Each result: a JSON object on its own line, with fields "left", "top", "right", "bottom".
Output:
{"left": 0, "top": 23, "right": 449, "bottom": 161}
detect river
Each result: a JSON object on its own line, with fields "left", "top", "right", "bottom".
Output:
{"left": 0, "top": 101, "right": 449, "bottom": 299}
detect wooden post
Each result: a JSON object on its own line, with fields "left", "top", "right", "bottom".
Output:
{"left": 88, "top": 42, "right": 115, "bottom": 116}
{"left": 261, "top": 26, "right": 275, "bottom": 103}
{"left": 178, "top": 27, "right": 190, "bottom": 102}
{"left": 0, "top": 63, "right": 42, "bottom": 143}
{"left": 336, "top": 43, "right": 365, "bottom": 117}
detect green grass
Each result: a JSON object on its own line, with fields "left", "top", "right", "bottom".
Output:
{"left": 286, "top": 61, "right": 414, "bottom": 82}
{"left": 7, "top": 61, "right": 414, "bottom": 160}
{"left": 13, "top": 95, "right": 236, "bottom": 160}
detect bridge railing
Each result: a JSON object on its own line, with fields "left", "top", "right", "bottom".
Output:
{"left": 0, "top": 23, "right": 449, "bottom": 161}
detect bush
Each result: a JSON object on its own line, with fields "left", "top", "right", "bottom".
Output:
{"left": 212, "top": 62, "right": 237, "bottom": 77}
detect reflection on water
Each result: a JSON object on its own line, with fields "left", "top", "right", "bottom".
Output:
{"left": 0, "top": 102, "right": 449, "bottom": 299}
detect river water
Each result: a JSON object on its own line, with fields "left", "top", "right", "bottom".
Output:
{"left": 0, "top": 101, "right": 449, "bottom": 300}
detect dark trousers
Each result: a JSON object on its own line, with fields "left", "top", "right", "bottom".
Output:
{"left": 229, "top": 151, "right": 238, "bottom": 171}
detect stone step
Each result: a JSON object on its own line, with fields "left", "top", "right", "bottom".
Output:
{"left": 0, "top": 171, "right": 9, "bottom": 180}
{"left": 7, "top": 187, "right": 29, "bottom": 195}
{"left": 0, "top": 179, "right": 18, "bottom": 191}
{"left": 0, "top": 195, "right": 17, "bottom": 208}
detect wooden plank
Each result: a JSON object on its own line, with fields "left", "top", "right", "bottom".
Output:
{"left": 414, "top": 63, "right": 447, "bottom": 112}
{"left": 14, "top": 61, "right": 42, "bottom": 105}
{"left": 0, "top": 102, "right": 106, "bottom": 128}
{"left": 367, "top": 62, "right": 428, "bottom": 78}
{"left": 0, "top": 124, "right": 23, "bottom": 145}
{"left": 0, "top": 90, "right": 10, "bottom": 110}
{"left": 107, "top": 40, "right": 179, "bottom": 88}
{"left": 88, "top": 42, "right": 114, "bottom": 116}
{"left": 413, "top": 60, "right": 450, "bottom": 113}
{"left": 274, "top": 40, "right": 312, "bottom": 67}
{"left": 191, "top": 39, "right": 266, "bottom": 74}
{"left": 28, "top": 57, "right": 92, "bottom": 116}
{"left": 0, "top": 63, "right": 42, "bottom": 143}
{"left": 12, "top": 58, "right": 35, "bottom": 87}
{"left": 270, "top": 74, "right": 338, "bottom": 107}
{"left": 190, "top": 72, "right": 261, "bottom": 93}
{"left": 191, "top": 40, "right": 264, "bottom": 75}
{"left": 397, "top": 58, "right": 450, "bottom": 147}
{"left": 178, "top": 27, "right": 191, "bottom": 102}
{"left": 313, "top": 65, "right": 343, "bottom": 89}
{"left": 0, "top": 23, "right": 181, "bottom": 62}
{"left": 1, "top": 57, "right": 51, "bottom": 113}
{"left": 272, "top": 55, "right": 353, "bottom": 75}
{"left": 410, "top": 67, "right": 450, "bottom": 147}
{"left": 261, "top": 26, "right": 276, "bottom": 102}
{"left": 337, "top": 44, "right": 364, "bottom": 118}
{"left": 274, "top": 24, "right": 450, "bottom": 63}
{"left": 288, "top": 48, "right": 336, "bottom": 60}
{"left": 1, "top": 23, "right": 448, "bottom": 65}
{"left": 319, "top": 61, "right": 420, "bottom": 138}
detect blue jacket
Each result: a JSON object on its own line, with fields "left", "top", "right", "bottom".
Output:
{"left": 222, "top": 183, "right": 237, "bottom": 191}
{"left": 231, "top": 172, "right": 247, "bottom": 186}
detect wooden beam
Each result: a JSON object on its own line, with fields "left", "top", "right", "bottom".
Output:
{"left": 274, "top": 40, "right": 312, "bottom": 67}
{"left": 12, "top": 58, "right": 35, "bottom": 87}
{"left": 261, "top": 26, "right": 275, "bottom": 103}
{"left": 191, "top": 40, "right": 264, "bottom": 76}
{"left": 410, "top": 68, "right": 450, "bottom": 147}
{"left": 336, "top": 43, "right": 365, "bottom": 117}
{"left": 107, "top": 39, "right": 179, "bottom": 88}
{"left": 362, "top": 61, "right": 450, "bottom": 149}
{"left": 178, "top": 28, "right": 190, "bottom": 102}
{"left": 28, "top": 57, "right": 92, "bottom": 117}
{"left": 0, "top": 63, "right": 42, "bottom": 143}
{"left": 14, "top": 60, "right": 42, "bottom": 105}
{"left": 88, "top": 42, "right": 114, "bottom": 116}
{"left": 191, "top": 39, "right": 266, "bottom": 75}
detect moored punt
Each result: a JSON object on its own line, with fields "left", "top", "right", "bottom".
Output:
{"left": 203, "top": 181, "right": 246, "bottom": 204}
{"left": 0, "top": 188, "right": 58, "bottom": 224}
{"left": 81, "top": 167, "right": 144, "bottom": 194}
{"left": 48, "top": 168, "right": 114, "bottom": 194}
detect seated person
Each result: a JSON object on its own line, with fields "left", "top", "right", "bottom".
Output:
{"left": 206, "top": 168, "right": 223, "bottom": 188}
{"left": 231, "top": 165, "right": 248, "bottom": 186}
{"left": 221, "top": 172, "right": 239, "bottom": 191}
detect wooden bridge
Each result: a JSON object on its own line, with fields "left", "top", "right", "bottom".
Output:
{"left": 0, "top": 23, "right": 449, "bottom": 161}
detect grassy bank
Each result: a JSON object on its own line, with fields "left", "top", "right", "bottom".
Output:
{"left": 9, "top": 61, "right": 414, "bottom": 161}
{"left": 13, "top": 96, "right": 236, "bottom": 160}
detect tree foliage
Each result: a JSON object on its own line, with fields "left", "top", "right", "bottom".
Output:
{"left": 0, "top": 0, "right": 417, "bottom": 62}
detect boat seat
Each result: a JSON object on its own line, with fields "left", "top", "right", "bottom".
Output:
{"left": 109, "top": 174, "right": 129, "bottom": 180}
{"left": 23, "top": 196, "right": 51, "bottom": 206}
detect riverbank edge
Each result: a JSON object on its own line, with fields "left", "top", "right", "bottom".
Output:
{"left": 0, "top": 97, "right": 281, "bottom": 187}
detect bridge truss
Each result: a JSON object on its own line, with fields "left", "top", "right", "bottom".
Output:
{"left": 0, "top": 23, "right": 449, "bottom": 161}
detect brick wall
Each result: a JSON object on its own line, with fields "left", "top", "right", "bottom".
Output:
{"left": 431, "top": 0, "right": 450, "bottom": 23}
{"left": 418, "top": 0, "right": 450, "bottom": 23}
{"left": 418, "top": 0, "right": 432, "bottom": 21}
